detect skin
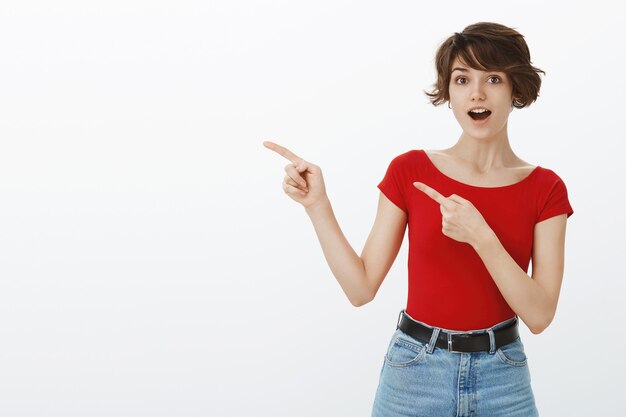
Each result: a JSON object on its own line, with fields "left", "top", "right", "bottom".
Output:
{"left": 264, "top": 55, "right": 570, "bottom": 334}
{"left": 448, "top": 57, "right": 517, "bottom": 157}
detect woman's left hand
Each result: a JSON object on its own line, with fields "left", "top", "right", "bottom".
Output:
{"left": 413, "top": 181, "right": 492, "bottom": 248}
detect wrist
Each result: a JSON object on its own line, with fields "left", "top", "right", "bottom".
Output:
{"left": 472, "top": 226, "right": 498, "bottom": 253}
{"left": 305, "top": 197, "right": 331, "bottom": 217}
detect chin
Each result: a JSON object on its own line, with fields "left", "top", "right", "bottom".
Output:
{"left": 462, "top": 124, "right": 491, "bottom": 135}
{"left": 462, "top": 127, "right": 499, "bottom": 140}
{"left": 461, "top": 121, "right": 506, "bottom": 139}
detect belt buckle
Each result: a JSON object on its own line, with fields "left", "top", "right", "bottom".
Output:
{"left": 447, "top": 333, "right": 456, "bottom": 352}
{"left": 447, "top": 332, "right": 462, "bottom": 353}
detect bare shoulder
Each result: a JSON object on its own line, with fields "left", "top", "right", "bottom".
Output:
{"left": 424, "top": 148, "right": 537, "bottom": 186}
{"left": 425, "top": 148, "right": 535, "bottom": 168}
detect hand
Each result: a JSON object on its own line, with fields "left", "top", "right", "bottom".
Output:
{"left": 263, "top": 140, "right": 328, "bottom": 210}
{"left": 413, "top": 181, "right": 492, "bottom": 248}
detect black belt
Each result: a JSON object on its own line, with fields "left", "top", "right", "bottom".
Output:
{"left": 396, "top": 310, "right": 519, "bottom": 353}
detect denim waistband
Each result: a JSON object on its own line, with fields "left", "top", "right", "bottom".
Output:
{"left": 398, "top": 309, "right": 518, "bottom": 335}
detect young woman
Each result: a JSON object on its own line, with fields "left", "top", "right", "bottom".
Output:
{"left": 264, "top": 22, "right": 573, "bottom": 417}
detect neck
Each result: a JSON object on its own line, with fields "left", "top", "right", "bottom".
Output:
{"left": 448, "top": 130, "right": 520, "bottom": 173}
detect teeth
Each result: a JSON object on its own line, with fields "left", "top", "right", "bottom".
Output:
{"left": 470, "top": 108, "right": 489, "bottom": 113}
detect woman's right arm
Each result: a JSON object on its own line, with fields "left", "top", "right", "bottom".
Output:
{"left": 305, "top": 193, "right": 406, "bottom": 307}
{"left": 264, "top": 141, "right": 407, "bottom": 306}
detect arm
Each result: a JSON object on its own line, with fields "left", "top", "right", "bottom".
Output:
{"left": 472, "top": 214, "right": 569, "bottom": 334}
{"left": 305, "top": 192, "right": 407, "bottom": 307}
{"left": 262, "top": 141, "right": 406, "bottom": 307}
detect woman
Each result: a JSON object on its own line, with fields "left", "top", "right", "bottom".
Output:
{"left": 264, "top": 22, "right": 573, "bottom": 417}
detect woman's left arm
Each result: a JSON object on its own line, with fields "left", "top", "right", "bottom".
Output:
{"left": 473, "top": 214, "right": 568, "bottom": 334}
{"left": 412, "top": 181, "right": 569, "bottom": 335}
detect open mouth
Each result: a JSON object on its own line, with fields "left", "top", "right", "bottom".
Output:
{"left": 468, "top": 109, "right": 492, "bottom": 121}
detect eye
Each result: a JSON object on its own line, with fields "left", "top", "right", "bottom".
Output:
{"left": 488, "top": 76, "right": 502, "bottom": 84}
{"left": 455, "top": 77, "right": 467, "bottom": 85}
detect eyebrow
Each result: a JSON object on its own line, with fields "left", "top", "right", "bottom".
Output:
{"left": 451, "top": 66, "right": 503, "bottom": 74}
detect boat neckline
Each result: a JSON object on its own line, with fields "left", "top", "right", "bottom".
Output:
{"left": 419, "top": 149, "right": 540, "bottom": 189}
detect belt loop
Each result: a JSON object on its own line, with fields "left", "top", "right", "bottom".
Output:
{"left": 426, "top": 327, "right": 440, "bottom": 354}
{"left": 487, "top": 327, "right": 496, "bottom": 354}
{"left": 396, "top": 309, "right": 404, "bottom": 330}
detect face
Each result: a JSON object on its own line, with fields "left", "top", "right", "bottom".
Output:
{"left": 448, "top": 57, "right": 516, "bottom": 140}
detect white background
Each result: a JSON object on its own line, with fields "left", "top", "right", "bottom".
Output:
{"left": 0, "top": 0, "right": 623, "bottom": 416}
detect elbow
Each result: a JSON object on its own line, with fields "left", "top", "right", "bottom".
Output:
{"left": 529, "top": 313, "right": 555, "bottom": 335}
{"left": 529, "top": 324, "right": 545, "bottom": 335}
{"left": 351, "top": 274, "right": 375, "bottom": 307}
{"left": 351, "top": 294, "right": 373, "bottom": 308}
{"left": 351, "top": 289, "right": 375, "bottom": 307}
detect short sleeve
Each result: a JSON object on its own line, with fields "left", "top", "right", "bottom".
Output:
{"left": 536, "top": 175, "right": 574, "bottom": 224}
{"left": 377, "top": 155, "right": 408, "bottom": 214}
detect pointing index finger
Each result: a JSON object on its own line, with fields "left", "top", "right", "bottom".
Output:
{"left": 413, "top": 181, "right": 447, "bottom": 205}
{"left": 263, "top": 140, "right": 302, "bottom": 164}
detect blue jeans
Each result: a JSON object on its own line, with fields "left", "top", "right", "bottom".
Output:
{"left": 371, "top": 310, "right": 539, "bottom": 417}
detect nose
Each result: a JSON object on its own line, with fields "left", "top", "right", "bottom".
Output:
{"left": 470, "top": 83, "right": 486, "bottom": 101}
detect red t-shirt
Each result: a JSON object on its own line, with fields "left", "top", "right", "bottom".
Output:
{"left": 377, "top": 149, "right": 574, "bottom": 331}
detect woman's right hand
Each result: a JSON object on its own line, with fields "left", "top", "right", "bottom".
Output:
{"left": 263, "top": 140, "right": 328, "bottom": 210}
